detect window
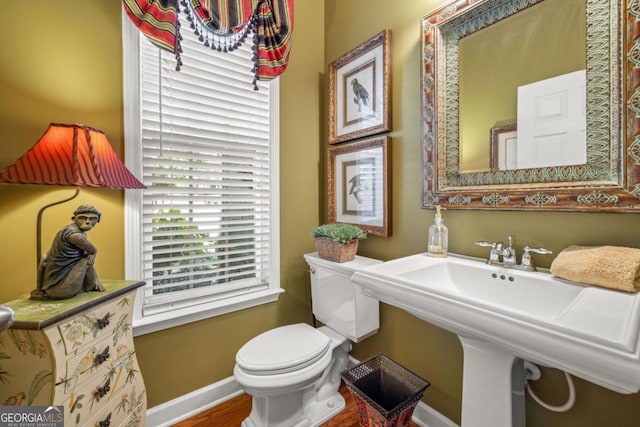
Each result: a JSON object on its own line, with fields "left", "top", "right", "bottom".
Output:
{"left": 122, "top": 8, "right": 281, "bottom": 336}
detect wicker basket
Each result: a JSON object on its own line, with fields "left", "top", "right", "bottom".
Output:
{"left": 314, "top": 237, "right": 359, "bottom": 263}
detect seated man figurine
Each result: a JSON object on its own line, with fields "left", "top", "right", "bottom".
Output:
{"left": 30, "top": 205, "right": 106, "bottom": 300}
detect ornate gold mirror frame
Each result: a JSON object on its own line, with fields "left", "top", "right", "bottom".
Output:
{"left": 421, "top": 0, "right": 640, "bottom": 211}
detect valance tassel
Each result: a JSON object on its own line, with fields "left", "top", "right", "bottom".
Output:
{"left": 124, "top": 0, "right": 293, "bottom": 87}
{"left": 175, "top": 10, "right": 183, "bottom": 71}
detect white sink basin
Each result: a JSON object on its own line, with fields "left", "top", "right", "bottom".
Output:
{"left": 352, "top": 253, "right": 640, "bottom": 426}
{"left": 396, "top": 256, "right": 583, "bottom": 320}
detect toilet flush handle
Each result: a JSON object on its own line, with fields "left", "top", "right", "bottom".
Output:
{"left": 310, "top": 267, "right": 316, "bottom": 275}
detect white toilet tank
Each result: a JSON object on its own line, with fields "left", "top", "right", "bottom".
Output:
{"left": 304, "top": 252, "right": 381, "bottom": 343}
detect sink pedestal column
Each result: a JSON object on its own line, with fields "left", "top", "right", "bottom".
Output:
{"left": 459, "top": 336, "right": 525, "bottom": 427}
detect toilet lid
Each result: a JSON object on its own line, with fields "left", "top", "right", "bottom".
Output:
{"left": 236, "top": 323, "right": 330, "bottom": 375}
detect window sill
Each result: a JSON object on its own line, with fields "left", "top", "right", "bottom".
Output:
{"left": 132, "top": 288, "right": 284, "bottom": 336}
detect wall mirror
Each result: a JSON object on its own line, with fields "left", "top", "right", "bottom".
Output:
{"left": 420, "top": 0, "right": 640, "bottom": 211}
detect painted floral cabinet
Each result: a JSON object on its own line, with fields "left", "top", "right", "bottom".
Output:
{"left": 0, "top": 280, "right": 146, "bottom": 426}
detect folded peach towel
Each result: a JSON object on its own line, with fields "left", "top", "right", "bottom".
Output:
{"left": 550, "top": 245, "right": 640, "bottom": 293}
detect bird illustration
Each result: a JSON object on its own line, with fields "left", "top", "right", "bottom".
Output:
{"left": 4, "top": 391, "right": 26, "bottom": 405}
{"left": 115, "top": 343, "right": 129, "bottom": 359}
{"left": 348, "top": 174, "right": 368, "bottom": 204}
{"left": 351, "top": 79, "right": 369, "bottom": 112}
{"left": 72, "top": 347, "right": 97, "bottom": 382}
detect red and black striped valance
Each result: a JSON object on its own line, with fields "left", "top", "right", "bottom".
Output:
{"left": 123, "top": 0, "right": 293, "bottom": 88}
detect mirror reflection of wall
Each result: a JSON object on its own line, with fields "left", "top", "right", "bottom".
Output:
{"left": 458, "top": 0, "right": 586, "bottom": 172}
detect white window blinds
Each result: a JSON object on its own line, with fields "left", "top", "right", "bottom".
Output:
{"left": 131, "top": 11, "right": 279, "bottom": 318}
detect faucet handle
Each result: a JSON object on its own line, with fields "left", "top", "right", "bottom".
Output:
{"left": 520, "top": 246, "right": 553, "bottom": 271}
{"left": 475, "top": 241, "right": 504, "bottom": 250}
{"left": 524, "top": 246, "right": 552, "bottom": 255}
{"left": 475, "top": 241, "right": 503, "bottom": 264}
{"left": 475, "top": 241, "right": 496, "bottom": 248}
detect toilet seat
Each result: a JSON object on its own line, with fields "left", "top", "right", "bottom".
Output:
{"left": 236, "top": 323, "right": 330, "bottom": 375}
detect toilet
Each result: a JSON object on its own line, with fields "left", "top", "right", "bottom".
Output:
{"left": 233, "top": 252, "right": 381, "bottom": 427}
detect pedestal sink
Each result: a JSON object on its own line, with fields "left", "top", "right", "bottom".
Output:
{"left": 351, "top": 253, "right": 640, "bottom": 427}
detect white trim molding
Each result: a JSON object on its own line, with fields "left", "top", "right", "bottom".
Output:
{"left": 146, "top": 359, "right": 459, "bottom": 427}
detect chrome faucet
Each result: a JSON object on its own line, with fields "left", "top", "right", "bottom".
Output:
{"left": 475, "top": 235, "right": 551, "bottom": 271}
{"left": 517, "top": 246, "right": 553, "bottom": 271}
{"left": 502, "top": 235, "right": 517, "bottom": 267}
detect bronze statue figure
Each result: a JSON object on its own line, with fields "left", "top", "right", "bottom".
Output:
{"left": 30, "top": 205, "right": 105, "bottom": 300}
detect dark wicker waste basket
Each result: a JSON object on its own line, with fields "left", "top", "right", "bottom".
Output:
{"left": 341, "top": 354, "right": 430, "bottom": 427}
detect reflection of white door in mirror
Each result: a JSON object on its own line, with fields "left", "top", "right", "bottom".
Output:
{"left": 516, "top": 70, "right": 586, "bottom": 169}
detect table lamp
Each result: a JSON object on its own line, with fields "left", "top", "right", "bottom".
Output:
{"left": 0, "top": 123, "right": 145, "bottom": 270}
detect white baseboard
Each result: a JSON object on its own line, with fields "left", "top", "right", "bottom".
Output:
{"left": 146, "top": 376, "right": 243, "bottom": 427}
{"left": 145, "top": 372, "right": 458, "bottom": 427}
{"left": 412, "top": 401, "right": 460, "bottom": 427}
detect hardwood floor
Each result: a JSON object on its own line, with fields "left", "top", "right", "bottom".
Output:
{"left": 171, "top": 382, "right": 420, "bottom": 427}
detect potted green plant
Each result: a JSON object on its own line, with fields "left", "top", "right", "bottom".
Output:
{"left": 310, "top": 223, "right": 367, "bottom": 262}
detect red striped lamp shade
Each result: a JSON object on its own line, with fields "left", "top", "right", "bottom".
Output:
{"left": 0, "top": 123, "right": 145, "bottom": 189}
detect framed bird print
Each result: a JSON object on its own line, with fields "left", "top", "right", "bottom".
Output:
{"left": 328, "top": 136, "right": 391, "bottom": 236}
{"left": 328, "top": 29, "right": 391, "bottom": 144}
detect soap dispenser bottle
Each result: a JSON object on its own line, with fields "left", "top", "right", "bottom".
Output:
{"left": 427, "top": 205, "right": 448, "bottom": 257}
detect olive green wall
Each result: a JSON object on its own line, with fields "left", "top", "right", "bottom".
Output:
{"left": 2, "top": 1, "right": 640, "bottom": 426}
{"left": 0, "top": 0, "right": 324, "bottom": 408}
{"left": 325, "top": 1, "right": 640, "bottom": 426}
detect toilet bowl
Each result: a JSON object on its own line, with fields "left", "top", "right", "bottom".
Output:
{"left": 233, "top": 253, "right": 381, "bottom": 427}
